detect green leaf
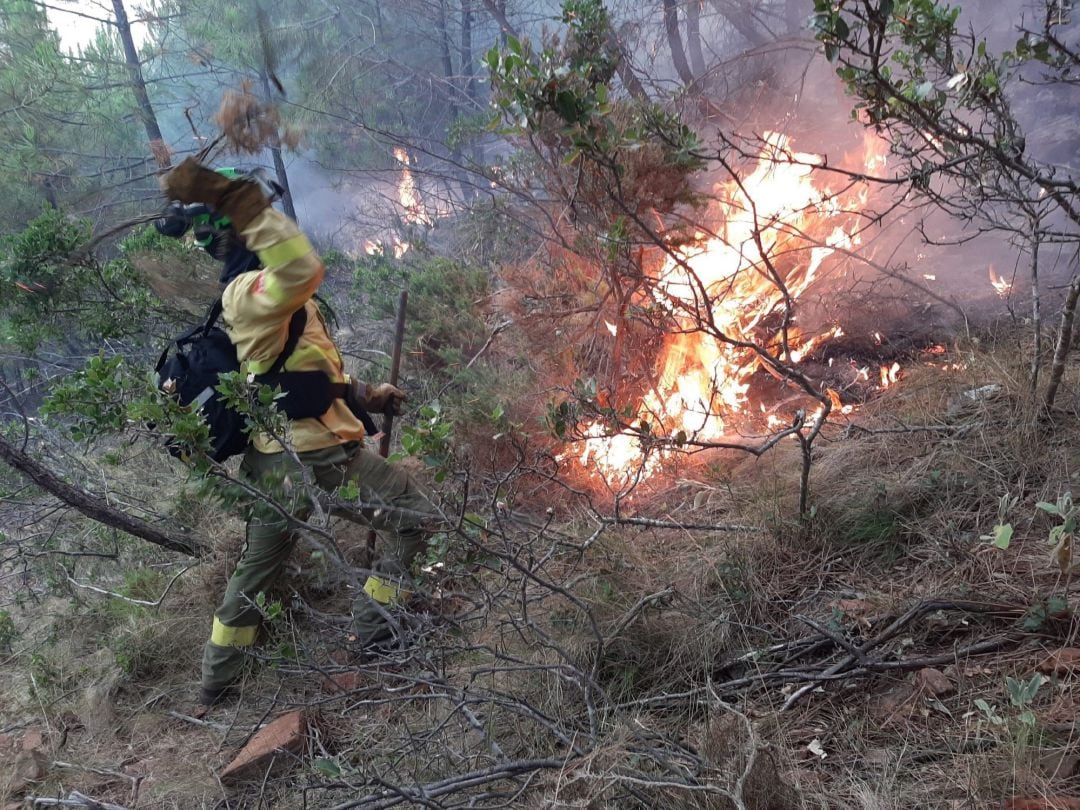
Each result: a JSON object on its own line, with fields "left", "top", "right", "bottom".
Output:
{"left": 990, "top": 523, "right": 1013, "bottom": 550}
{"left": 314, "top": 758, "right": 342, "bottom": 779}
{"left": 1022, "top": 603, "right": 1048, "bottom": 631}
{"left": 825, "top": 43, "right": 839, "bottom": 63}
{"left": 1036, "top": 501, "right": 1060, "bottom": 515}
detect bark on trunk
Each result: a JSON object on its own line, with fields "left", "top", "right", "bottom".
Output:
{"left": 480, "top": 0, "right": 515, "bottom": 37}
{"left": 258, "top": 69, "right": 298, "bottom": 223}
{"left": 439, "top": 0, "right": 471, "bottom": 202}
{"left": 685, "top": 0, "right": 707, "bottom": 79}
{"left": 460, "top": 2, "right": 479, "bottom": 104}
{"left": 0, "top": 434, "right": 203, "bottom": 557}
{"left": 1044, "top": 272, "right": 1080, "bottom": 411}
{"left": 605, "top": 30, "right": 649, "bottom": 100}
{"left": 708, "top": 0, "right": 768, "bottom": 48}
{"left": 111, "top": 0, "right": 170, "bottom": 168}
{"left": 1029, "top": 228, "right": 1043, "bottom": 396}
{"left": 662, "top": 0, "right": 697, "bottom": 87}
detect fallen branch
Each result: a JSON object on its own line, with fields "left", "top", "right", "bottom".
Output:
{"left": 613, "top": 599, "right": 1028, "bottom": 711}
{"left": 0, "top": 434, "right": 204, "bottom": 557}
{"left": 30, "top": 792, "right": 129, "bottom": 810}
{"left": 67, "top": 564, "right": 194, "bottom": 607}
{"left": 600, "top": 516, "right": 765, "bottom": 533}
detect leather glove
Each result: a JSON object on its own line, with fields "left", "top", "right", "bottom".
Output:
{"left": 350, "top": 379, "right": 407, "bottom": 415}
{"left": 159, "top": 157, "right": 269, "bottom": 231}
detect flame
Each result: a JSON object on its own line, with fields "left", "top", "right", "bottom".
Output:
{"left": 879, "top": 361, "right": 901, "bottom": 388}
{"left": 364, "top": 236, "right": 410, "bottom": 258}
{"left": 394, "top": 147, "right": 431, "bottom": 226}
{"left": 988, "top": 265, "right": 1012, "bottom": 298}
{"left": 564, "top": 132, "right": 879, "bottom": 485}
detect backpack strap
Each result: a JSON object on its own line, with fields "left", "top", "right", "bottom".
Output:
{"left": 201, "top": 297, "right": 224, "bottom": 336}
{"left": 253, "top": 303, "right": 381, "bottom": 435}
{"left": 264, "top": 306, "right": 308, "bottom": 376}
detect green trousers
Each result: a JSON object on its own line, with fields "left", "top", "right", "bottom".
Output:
{"left": 201, "top": 441, "right": 435, "bottom": 692}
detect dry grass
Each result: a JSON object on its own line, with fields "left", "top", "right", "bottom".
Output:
{"left": 2, "top": 328, "right": 1078, "bottom": 808}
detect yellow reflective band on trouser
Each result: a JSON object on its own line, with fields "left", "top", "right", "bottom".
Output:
{"left": 257, "top": 234, "right": 314, "bottom": 268}
{"left": 210, "top": 617, "right": 258, "bottom": 647}
{"left": 363, "top": 576, "right": 411, "bottom": 605}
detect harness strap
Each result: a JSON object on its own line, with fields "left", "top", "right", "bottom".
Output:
{"left": 266, "top": 305, "right": 307, "bottom": 376}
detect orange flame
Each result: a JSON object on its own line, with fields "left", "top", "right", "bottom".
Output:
{"left": 988, "top": 265, "right": 1012, "bottom": 298}
{"left": 879, "top": 361, "right": 901, "bottom": 388}
{"left": 394, "top": 147, "right": 431, "bottom": 226}
{"left": 564, "top": 132, "right": 877, "bottom": 485}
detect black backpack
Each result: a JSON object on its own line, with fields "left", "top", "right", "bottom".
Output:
{"left": 155, "top": 299, "right": 377, "bottom": 462}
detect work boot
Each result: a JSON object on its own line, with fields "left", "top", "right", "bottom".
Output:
{"left": 351, "top": 574, "right": 413, "bottom": 649}
{"left": 198, "top": 684, "right": 236, "bottom": 708}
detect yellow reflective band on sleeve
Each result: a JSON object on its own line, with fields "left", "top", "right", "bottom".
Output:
{"left": 257, "top": 234, "right": 313, "bottom": 268}
{"left": 363, "top": 576, "right": 411, "bottom": 605}
{"left": 210, "top": 617, "right": 258, "bottom": 647}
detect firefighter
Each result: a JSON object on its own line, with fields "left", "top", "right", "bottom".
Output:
{"left": 159, "top": 158, "right": 435, "bottom": 707}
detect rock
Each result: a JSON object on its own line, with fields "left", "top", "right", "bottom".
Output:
{"left": 322, "top": 671, "right": 364, "bottom": 694}
{"left": 1037, "top": 648, "right": 1080, "bottom": 675}
{"left": 1003, "top": 800, "right": 1080, "bottom": 810}
{"left": 4, "top": 725, "right": 50, "bottom": 793}
{"left": 11, "top": 748, "right": 48, "bottom": 789}
{"left": 21, "top": 726, "right": 45, "bottom": 752}
{"left": 914, "top": 667, "right": 955, "bottom": 697}
{"left": 221, "top": 710, "right": 306, "bottom": 782}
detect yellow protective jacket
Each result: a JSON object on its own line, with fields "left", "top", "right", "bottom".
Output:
{"left": 221, "top": 207, "right": 365, "bottom": 454}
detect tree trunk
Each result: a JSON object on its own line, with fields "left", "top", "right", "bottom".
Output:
{"left": 0, "top": 434, "right": 203, "bottom": 557}
{"left": 438, "top": 0, "right": 471, "bottom": 202}
{"left": 662, "top": 0, "right": 696, "bottom": 87}
{"left": 708, "top": 0, "right": 768, "bottom": 48}
{"left": 258, "top": 69, "right": 298, "bottom": 223}
{"left": 496, "top": 0, "right": 508, "bottom": 45}
{"left": 111, "top": 0, "right": 170, "bottom": 168}
{"left": 1029, "top": 226, "right": 1043, "bottom": 396}
{"left": 480, "top": 0, "right": 515, "bottom": 38}
{"left": 685, "top": 0, "right": 706, "bottom": 79}
{"left": 460, "top": 1, "right": 479, "bottom": 105}
{"left": 1044, "top": 272, "right": 1080, "bottom": 411}
{"left": 459, "top": 2, "right": 485, "bottom": 172}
